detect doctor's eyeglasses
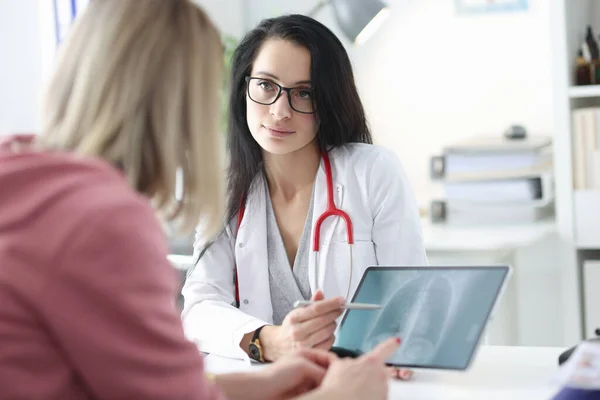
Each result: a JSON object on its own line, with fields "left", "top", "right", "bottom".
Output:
{"left": 245, "top": 76, "right": 316, "bottom": 114}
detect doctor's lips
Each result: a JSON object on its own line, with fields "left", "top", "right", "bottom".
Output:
{"left": 264, "top": 125, "right": 296, "bottom": 137}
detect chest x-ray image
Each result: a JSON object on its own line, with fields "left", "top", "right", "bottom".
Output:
{"left": 335, "top": 266, "right": 509, "bottom": 370}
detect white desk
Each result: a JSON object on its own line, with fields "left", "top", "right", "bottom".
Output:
{"left": 389, "top": 346, "right": 563, "bottom": 399}
{"left": 167, "top": 221, "right": 556, "bottom": 268}
{"left": 421, "top": 220, "right": 565, "bottom": 348}
{"left": 420, "top": 219, "right": 556, "bottom": 253}
{"left": 204, "top": 346, "right": 565, "bottom": 400}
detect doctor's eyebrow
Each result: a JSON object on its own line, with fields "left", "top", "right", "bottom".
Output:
{"left": 253, "top": 71, "right": 311, "bottom": 85}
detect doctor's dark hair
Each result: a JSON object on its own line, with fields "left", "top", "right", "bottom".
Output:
{"left": 225, "top": 14, "right": 372, "bottom": 222}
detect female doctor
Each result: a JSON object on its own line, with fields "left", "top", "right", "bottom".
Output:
{"left": 182, "top": 14, "right": 427, "bottom": 370}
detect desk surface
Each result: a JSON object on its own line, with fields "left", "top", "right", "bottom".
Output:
{"left": 168, "top": 220, "right": 557, "bottom": 269}
{"left": 389, "top": 345, "right": 563, "bottom": 399}
{"left": 204, "top": 345, "right": 565, "bottom": 400}
{"left": 421, "top": 219, "right": 556, "bottom": 252}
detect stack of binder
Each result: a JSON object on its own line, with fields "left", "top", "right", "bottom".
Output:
{"left": 429, "top": 135, "right": 554, "bottom": 225}
{"left": 572, "top": 107, "right": 600, "bottom": 189}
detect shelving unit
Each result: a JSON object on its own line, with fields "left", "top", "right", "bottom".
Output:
{"left": 569, "top": 84, "right": 600, "bottom": 98}
{"left": 551, "top": 0, "right": 600, "bottom": 344}
{"left": 574, "top": 190, "right": 600, "bottom": 249}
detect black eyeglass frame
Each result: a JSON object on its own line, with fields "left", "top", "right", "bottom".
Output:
{"left": 245, "top": 76, "right": 317, "bottom": 114}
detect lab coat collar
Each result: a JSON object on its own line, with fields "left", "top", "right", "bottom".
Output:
{"left": 237, "top": 151, "right": 345, "bottom": 299}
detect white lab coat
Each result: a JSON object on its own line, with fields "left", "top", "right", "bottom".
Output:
{"left": 181, "top": 143, "right": 428, "bottom": 360}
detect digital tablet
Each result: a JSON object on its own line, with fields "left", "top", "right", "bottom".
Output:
{"left": 335, "top": 265, "right": 511, "bottom": 370}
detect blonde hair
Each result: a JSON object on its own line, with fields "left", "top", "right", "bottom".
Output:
{"left": 40, "top": 0, "right": 224, "bottom": 236}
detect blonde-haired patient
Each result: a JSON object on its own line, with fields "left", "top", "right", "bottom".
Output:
{"left": 0, "top": 1, "right": 398, "bottom": 399}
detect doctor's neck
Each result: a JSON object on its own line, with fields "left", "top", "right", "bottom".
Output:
{"left": 263, "top": 142, "right": 320, "bottom": 202}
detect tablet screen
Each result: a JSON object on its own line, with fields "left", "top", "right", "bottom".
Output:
{"left": 335, "top": 266, "right": 509, "bottom": 370}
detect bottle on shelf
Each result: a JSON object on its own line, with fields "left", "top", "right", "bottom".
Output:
{"left": 586, "top": 25, "right": 599, "bottom": 59}
{"left": 586, "top": 25, "right": 600, "bottom": 83}
{"left": 575, "top": 48, "right": 592, "bottom": 86}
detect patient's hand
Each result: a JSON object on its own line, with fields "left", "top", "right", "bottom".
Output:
{"left": 315, "top": 338, "right": 401, "bottom": 400}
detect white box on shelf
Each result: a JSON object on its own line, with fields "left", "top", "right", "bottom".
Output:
{"left": 574, "top": 190, "right": 600, "bottom": 248}
{"left": 583, "top": 260, "right": 600, "bottom": 339}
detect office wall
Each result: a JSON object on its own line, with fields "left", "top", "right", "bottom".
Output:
{"left": 0, "top": 0, "right": 555, "bottom": 203}
{"left": 244, "top": 0, "right": 357, "bottom": 58}
{"left": 354, "top": 0, "right": 554, "bottom": 205}
{"left": 245, "top": 0, "right": 554, "bottom": 206}
{"left": 0, "top": 1, "right": 245, "bottom": 138}
{"left": 194, "top": 0, "right": 246, "bottom": 38}
{"left": 0, "top": 0, "right": 43, "bottom": 135}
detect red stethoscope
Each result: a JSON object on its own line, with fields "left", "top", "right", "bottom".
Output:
{"left": 234, "top": 151, "right": 354, "bottom": 307}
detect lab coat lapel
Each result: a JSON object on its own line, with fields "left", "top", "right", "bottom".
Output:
{"left": 235, "top": 174, "right": 272, "bottom": 319}
{"left": 309, "top": 154, "right": 345, "bottom": 294}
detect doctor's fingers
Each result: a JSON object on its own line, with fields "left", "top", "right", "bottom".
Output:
{"left": 290, "top": 348, "right": 337, "bottom": 368}
{"left": 296, "top": 309, "right": 342, "bottom": 333}
{"left": 313, "top": 335, "right": 336, "bottom": 352}
{"left": 294, "top": 321, "right": 337, "bottom": 348}
{"left": 289, "top": 299, "right": 345, "bottom": 324}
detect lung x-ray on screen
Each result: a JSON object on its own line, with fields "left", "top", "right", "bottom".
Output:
{"left": 335, "top": 266, "right": 510, "bottom": 370}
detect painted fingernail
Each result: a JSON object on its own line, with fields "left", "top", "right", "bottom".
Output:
{"left": 395, "top": 337, "right": 402, "bottom": 345}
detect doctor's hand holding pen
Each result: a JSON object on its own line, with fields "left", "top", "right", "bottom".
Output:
{"left": 240, "top": 289, "right": 415, "bottom": 381}
{"left": 242, "top": 290, "right": 346, "bottom": 362}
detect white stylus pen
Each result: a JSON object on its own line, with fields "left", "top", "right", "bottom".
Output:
{"left": 293, "top": 300, "right": 383, "bottom": 310}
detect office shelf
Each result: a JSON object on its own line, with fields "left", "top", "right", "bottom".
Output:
{"left": 550, "top": 0, "right": 600, "bottom": 343}
{"left": 569, "top": 85, "right": 600, "bottom": 98}
{"left": 574, "top": 191, "right": 600, "bottom": 249}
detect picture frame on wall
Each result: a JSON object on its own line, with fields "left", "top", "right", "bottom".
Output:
{"left": 455, "top": 0, "right": 528, "bottom": 15}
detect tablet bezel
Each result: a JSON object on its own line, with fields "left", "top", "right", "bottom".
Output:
{"left": 338, "top": 265, "right": 512, "bottom": 371}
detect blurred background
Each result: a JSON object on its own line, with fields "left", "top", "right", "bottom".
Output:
{"left": 1, "top": 0, "right": 599, "bottom": 350}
